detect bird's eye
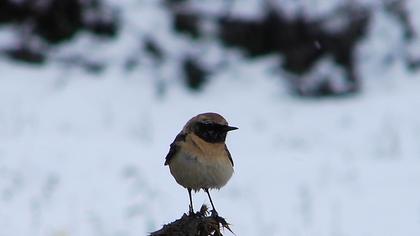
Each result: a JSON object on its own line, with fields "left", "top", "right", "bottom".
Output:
{"left": 201, "top": 121, "right": 212, "bottom": 126}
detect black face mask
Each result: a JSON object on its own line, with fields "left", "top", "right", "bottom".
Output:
{"left": 194, "top": 122, "right": 228, "bottom": 143}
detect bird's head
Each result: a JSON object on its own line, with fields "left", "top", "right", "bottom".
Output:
{"left": 185, "top": 112, "right": 238, "bottom": 143}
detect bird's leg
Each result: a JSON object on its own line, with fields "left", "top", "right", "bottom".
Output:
{"left": 188, "top": 188, "right": 194, "bottom": 215}
{"left": 204, "top": 188, "right": 218, "bottom": 216}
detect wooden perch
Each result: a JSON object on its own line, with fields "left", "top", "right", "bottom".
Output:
{"left": 150, "top": 205, "right": 233, "bottom": 236}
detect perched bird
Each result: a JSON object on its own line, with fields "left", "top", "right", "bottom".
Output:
{"left": 164, "top": 112, "right": 238, "bottom": 215}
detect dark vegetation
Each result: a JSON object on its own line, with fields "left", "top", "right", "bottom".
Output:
{"left": 0, "top": 0, "right": 417, "bottom": 97}
{"left": 0, "top": 0, "right": 118, "bottom": 63}
{"left": 165, "top": 0, "right": 417, "bottom": 96}
{"left": 218, "top": 8, "right": 368, "bottom": 97}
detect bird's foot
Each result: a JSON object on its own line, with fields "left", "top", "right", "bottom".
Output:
{"left": 188, "top": 206, "right": 195, "bottom": 216}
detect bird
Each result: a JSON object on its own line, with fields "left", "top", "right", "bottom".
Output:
{"left": 164, "top": 112, "right": 238, "bottom": 216}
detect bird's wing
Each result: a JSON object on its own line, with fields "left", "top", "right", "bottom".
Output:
{"left": 225, "top": 144, "right": 234, "bottom": 167}
{"left": 164, "top": 132, "right": 186, "bottom": 165}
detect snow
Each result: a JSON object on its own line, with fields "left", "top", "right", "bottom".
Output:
{"left": 1, "top": 0, "right": 420, "bottom": 236}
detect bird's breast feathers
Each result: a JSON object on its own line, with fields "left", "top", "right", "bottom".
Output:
{"left": 185, "top": 134, "right": 227, "bottom": 159}
{"left": 167, "top": 133, "right": 234, "bottom": 190}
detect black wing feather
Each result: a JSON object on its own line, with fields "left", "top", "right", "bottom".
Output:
{"left": 164, "top": 132, "right": 186, "bottom": 165}
{"left": 225, "top": 145, "right": 234, "bottom": 167}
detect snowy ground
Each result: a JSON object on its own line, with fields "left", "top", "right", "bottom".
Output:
{"left": 1, "top": 1, "right": 420, "bottom": 236}
{"left": 1, "top": 56, "right": 420, "bottom": 236}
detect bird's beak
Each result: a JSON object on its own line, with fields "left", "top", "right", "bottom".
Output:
{"left": 225, "top": 125, "right": 238, "bottom": 131}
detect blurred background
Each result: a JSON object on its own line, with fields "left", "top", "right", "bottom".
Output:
{"left": 0, "top": 0, "right": 420, "bottom": 235}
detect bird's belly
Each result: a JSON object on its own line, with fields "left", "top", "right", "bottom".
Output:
{"left": 169, "top": 152, "right": 233, "bottom": 191}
